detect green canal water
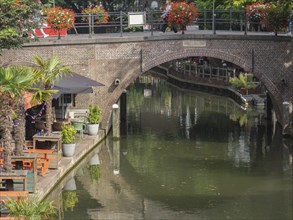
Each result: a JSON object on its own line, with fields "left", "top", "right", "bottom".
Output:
{"left": 49, "top": 78, "right": 292, "bottom": 220}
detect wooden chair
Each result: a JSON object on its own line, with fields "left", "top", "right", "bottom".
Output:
{"left": 72, "top": 121, "right": 84, "bottom": 140}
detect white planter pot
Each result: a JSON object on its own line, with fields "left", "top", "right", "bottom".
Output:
{"left": 62, "top": 143, "right": 76, "bottom": 157}
{"left": 87, "top": 124, "right": 99, "bottom": 136}
{"left": 89, "top": 153, "right": 100, "bottom": 165}
{"left": 63, "top": 178, "right": 77, "bottom": 191}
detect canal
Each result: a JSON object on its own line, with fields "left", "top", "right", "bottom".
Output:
{"left": 47, "top": 76, "right": 293, "bottom": 220}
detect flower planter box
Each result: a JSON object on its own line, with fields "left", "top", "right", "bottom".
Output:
{"left": 35, "top": 25, "right": 67, "bottom": 37}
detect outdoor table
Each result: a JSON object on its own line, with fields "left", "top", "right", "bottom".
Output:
{"left": 0, "top": 170, "right": 28, "bottom": 191}
{"left": 32, "top": 132, "right": 61, "bottom": 169}
{"left": 24, "top": 149, "right": 54, "bottom": 161}
{"left": 11, "top": 153, "right": 37, "bottom": 193}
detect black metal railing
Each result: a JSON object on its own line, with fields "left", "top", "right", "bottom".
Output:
{"left": 66, "top": 9, "right": 272, "bottom": 37}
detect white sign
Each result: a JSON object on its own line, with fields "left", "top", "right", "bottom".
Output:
{"left": 128, "top": 12, "right": 145, "bottom": 26}
{"left": 183, "top": 40, "right": 207, "bottom": 47}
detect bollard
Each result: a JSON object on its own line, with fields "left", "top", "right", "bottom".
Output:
{"left": 112, "top": 103, "right": 120, "bottom": 139}
{"left": 113, "top": 140, "right": 120, "bottom": 175}
{"left": 282, "top": 101, "right": 292, "bottom": 136}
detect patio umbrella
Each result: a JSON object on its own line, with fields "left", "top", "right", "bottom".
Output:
{"left": 52, "top": 73, "right": 104, "bottom": 119}
{"left": 52, "top": 73, "right": 104, "bottom": 98}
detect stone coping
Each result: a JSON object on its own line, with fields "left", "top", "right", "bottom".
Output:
{"left": 24, "top": 31, "right": 292, "bottom": 47}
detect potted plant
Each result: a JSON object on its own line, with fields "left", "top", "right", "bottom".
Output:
{"left": 245, "top": 2, "right": 271, "bottom": 31}
{"left": 63, "top": 177, "right": 77, "bottom": 191}
{"left": 87, "top": 104, "right": 101, "bottom": 136}
{"left": 62, "top": 123, "right": 77, "bottom": 157}
{"left": 81, "top": 5, "right": 109, "bottom": 24}
{"left": 44, "top": 7, "right": 75, "bottom": 39}
{"left": 62, "top": 190, "right": 79, "bottom": 212}
{"left": 167, "top": 2, "right": 199, "bottom": 33}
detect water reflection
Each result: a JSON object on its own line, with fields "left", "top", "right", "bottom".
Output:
{"left": 47, "top": 78, "right": 292, "bottom": 220}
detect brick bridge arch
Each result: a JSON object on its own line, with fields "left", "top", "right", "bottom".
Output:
{"left": 0, "top": 35, "right": 292, "bottom": 133}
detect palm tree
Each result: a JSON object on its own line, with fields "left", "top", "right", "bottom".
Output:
{"left": 229, "top": 72, "right": 256, "bottom": 95}
{"left": 33, "top": 55, "right": 70, "bottom": 134}
{"left": 0, "top": 66, "right": 35, "bottom": 172}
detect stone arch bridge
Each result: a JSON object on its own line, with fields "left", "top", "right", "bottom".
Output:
{"left": 0, "top": 34, "right": 292, "bottom": 133}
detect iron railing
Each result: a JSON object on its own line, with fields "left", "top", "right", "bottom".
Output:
{"left": 67, "top": 9, "right": 272, "bottom": 37}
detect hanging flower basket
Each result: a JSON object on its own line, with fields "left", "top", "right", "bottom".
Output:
{"left": 167, "top": 2, "right": 199, "bottom": 31}
{"left": 245, "top": 2, "right": 271, "bottom": 24}
{"left": 44, "top": 7, "right": 75, "bottom": 39}
{"left": 82, "top": 5, "right": 109, "bottom": 24}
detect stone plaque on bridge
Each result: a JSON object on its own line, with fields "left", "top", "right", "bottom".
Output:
{"left": 183, "top": 40, "right": 206, "bottom": 47}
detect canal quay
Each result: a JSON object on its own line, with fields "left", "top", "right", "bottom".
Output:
{"left": 33, "top": 131, "right": 106, "bottom": 200}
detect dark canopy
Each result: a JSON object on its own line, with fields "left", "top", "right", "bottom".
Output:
{"left": 53, "top": 73, "right": 104, "bottom": 98}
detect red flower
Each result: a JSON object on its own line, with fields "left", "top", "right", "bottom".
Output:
{"left": 245, "top": 2, "right": 271, "bottom": 24}
{"left": 167, "top": 2, "right": 199, "bottom": 30}
{"left": 44, "top": 7, "right": 75, "bottom": 30}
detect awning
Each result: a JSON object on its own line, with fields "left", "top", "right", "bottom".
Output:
{"left": 52, "top": 73, "right": 104, "bottom": 98}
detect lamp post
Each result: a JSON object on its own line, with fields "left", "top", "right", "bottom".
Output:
{"left": 212, "top": 0, "right": 216, "bottom": 35}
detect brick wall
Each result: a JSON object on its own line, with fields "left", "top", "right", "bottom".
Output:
{"left": 0, "top": 36, "right": 292, "bottom": 131}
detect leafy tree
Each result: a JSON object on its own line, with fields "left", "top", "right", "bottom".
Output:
{"left": 33, "top": 55, "right": 70, "bottom": 133}
{"left": 0, "top": 66, "right": 35, "bottom": 171}
{"left": 265, "top": 3, "right": 291, "bottom": 36}
{"left": 229, "top": 72, "right": 256, "bottom": 95}
{"left": 0, "top": 0, "right": 42, "bottom": 52}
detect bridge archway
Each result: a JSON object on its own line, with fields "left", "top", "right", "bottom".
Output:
{"left": 103, "top": 48, "right": 283, "bottom": 131}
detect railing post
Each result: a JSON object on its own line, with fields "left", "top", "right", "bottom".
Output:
{"left": 244, "top": 11, "right": 247, "bottom": 35}
{"left": 240, "top": 14, "right": 243, "bottom": 32}
{"left": 88, "top": 13, "right": 92, "bottom": 38}
{"left": 204, "top": 8, "right": 207, "bottom": 30}
{"left": 120, "top": 10, "right": 123, "bottom": 37}
{"left": 212, "top": 0, "right": 216, "bottom": 35}
{"left": 150, "top": 9, "right": 153, "bottom": 36}
{"left": 229, "top": 8, "right": 232, "bottom": 31}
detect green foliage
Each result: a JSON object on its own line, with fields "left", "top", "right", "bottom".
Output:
{"left": 0, "top": 0, "right": 43, "bottom": 52}
{"left": 87, "top": 104, "right": 101, "bottom": 124}
{"left": 33, "top": 55, "right": 71, "bottom": 88}
{"left": 88, "top": 164, "right": 101, "bottom": 182}
{"left": 0, "top": 66, "right": 35, "bottom": 97}
{"left": 123, "top": 26, "right": 143, "bottom": 32}
{"left": 62, "top": 123, "right": 76, "bottom": 144}
{"left": 63, "top": 190, "right": 79, "bottom": 211}
{"left": 266, "top": 5, "right": 290, "bottom": 35}
{"left": 229, "top": 72, "right": 256, "bottom": 92}
{"left": 5, "top": 196, "right": 56, "bottom": 220}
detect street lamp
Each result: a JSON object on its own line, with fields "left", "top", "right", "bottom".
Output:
{"left": 212, "top": 0, "right": 216, "bottom": 35}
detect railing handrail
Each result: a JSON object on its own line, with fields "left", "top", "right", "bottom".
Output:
{"left": 46, "top": 8, "right": 285, "bottom": 38}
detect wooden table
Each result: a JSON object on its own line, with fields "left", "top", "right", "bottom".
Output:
{"left": 0, "top": 170, "right": 28, "bottom": 191}
{"left": 11, "top": 153, "right": 37, "bottom": 193}
{"left": 32, "top": 133, "right": 61, "bottom": 169}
